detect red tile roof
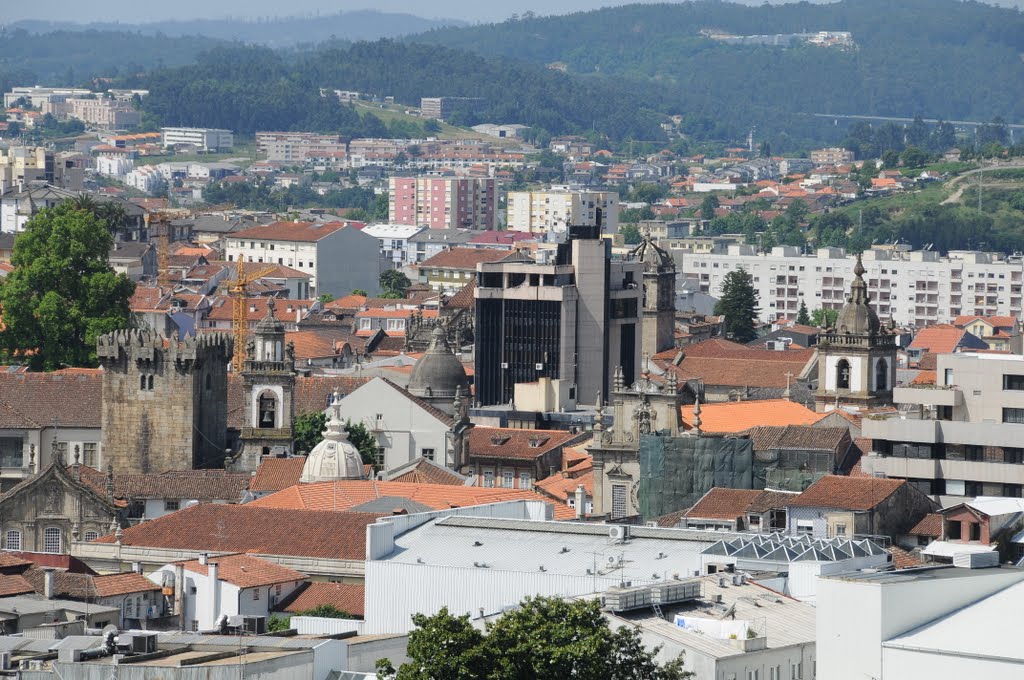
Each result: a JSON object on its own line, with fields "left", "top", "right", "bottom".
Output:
{"left": 22, "top": 568, "right": 160, "bottom": 599}
{"left": 889, "top": 546, "right": 924, "bottom": 570}
{"left": 787, "top": 475, "right": 906, "bottom": 511}
{"left": 94, "top": 503, "right": 384, "bottom": 560}
{"left": 469, "top": 427, "right": 583, "bottom": 461}
{"left": 248, "top": 480, "right": 576, "bottom": 520}
{"left": 535, "top": 470, "right": 593, "bottom": 504}
{"left": 684, "top": 488, "right": 761, "bottom": 521}
{"left": 232, "top": 221, "right": 358, "bottom": 243}
{"left": 681, "top": 400, "right": 819, "bottom": 433}
{"left": 250, "top": 457, "right": 307, "bottom": 494}
{"left": 0, "top": 368, "right": 102, "bottom": 429}
{"left": 419, "top": 248, "right": 514, "bottom": 270}
{"left": 279, "top": 582, "right": 364, "bottom": 617}
{"left": 909, "top": 512, "right": 943, "bottom": 537}
{"left": 387, "top": 458, "right": 467, "bottom": 486}
{"left": 114, "top": 470, "right": 251, "bottom": 502}
{"left": 656, "top": 338, "right": 815, "bottom": 390}
{"left": 182, "top": 553, "right": 306, "bottom": 588}
{"left": 0, "top": 574, "right": 35, "bottom": 596}
{"left": 908, "top": 324, "right": 969, "bottom": 354}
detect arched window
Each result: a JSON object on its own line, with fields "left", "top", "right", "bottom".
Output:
{"left": 258, "top": 393, "right": 277, "bottom": 428}
{"left": 147, "top": 375, "right": 154, "bottom": 391}
{"left": 5, "top": 530, "right": 21, "bottom": 551}
{"left": 140, "top": 375, "right": 147, "bottom": 390}
{"left": 43, "top": 527, "right": 62, "bottom": 554}
{"left": 876, "top": 358, "right": 889, "bottom": 391}
{"left": 836, "top": 359, "right": 851, "bottom": 390}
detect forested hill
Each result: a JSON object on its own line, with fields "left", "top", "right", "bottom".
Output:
{"left": 410, "top": 0, "right": 1024, "bottom": 124}
{"left": 139, "top": 42, "right": 670, "bottom": 141}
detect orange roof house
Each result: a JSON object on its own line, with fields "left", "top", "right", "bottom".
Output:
{"left": 681, "top": 399, "right": 820, "bottom": 433}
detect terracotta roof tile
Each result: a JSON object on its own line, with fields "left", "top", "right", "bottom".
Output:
{"left": 247, "top": 480, "right": 576, "bottom": 520}
{"left": 656, "top": 338, "right": 815, "bottom": 390}
{"left": 23, "top": 567, "right": 159, "bottom": 599}
{"left": 279, "top": 582, "right": 364, "bottom": 617}
{"left": 534, "top": 470, "right": 593, "bottom": 503}
{"left": 0, "top": 369, "right": 102, "bottom": 429}
{"left": 685, "top": 488, "right": 762, "bottom": 521}
{"left": 286, "top": 329, "right": 351, "bottom": 360}
{"left": 446, "top": 280, "right": 476, "bottom": 310}
{"left": 743, "top": 425, "right": 850, "bottom": 453}
{"left": 787, "top": 475, "right": 905, "bottom": 511}
{"left": 889, "top": 546, "right": 924, "bottom": 570}
{"left": 114, "top": 471, "right": 251, "bottom": 502}
{"left": 468, "top": 427, "right": 585, "bottom": 461}
{"left": 419, "top": 248, "right": 514, "bottom": 270}
{"left": 652, "top": 508, "right": 690, "bottom": 528}
{"left": 908, "top": 324, "right": 979, "bottom": 354}
{"left": 232, "top": 221, "right": 358, "bottom": 243}
{"left": 681, "top": 400, "right": 819, "bottom": 433}
{"left": 0, "top": 574, "right": 35, "bottom": 596}
{"left": 386, "top": 458, "right": 468, "bottom": 486}
{"left": 207, "top": 297, "right": 315, "bottom": 322}
{"left": 910, "top": 512, "right": 943, "bottom": 537}
{"left": 182, "top": 553, "right": 306, "bottom": 588}
{"left": 325, "top": 294, "right": 368, "bottom": 311}
{"left": 94, "top": 503, "right": 384, "bottom": 560}
{"left": 748, "top": 489, "right": 801, "bottom": 513}
{"left": 250, "top": 457, "right": 307, "bottom": 493}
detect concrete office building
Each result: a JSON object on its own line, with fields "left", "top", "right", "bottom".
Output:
{"left": 678, "top": 245, "right": 1024, "bottom": 327}
{"left": 474, "top": 223, "right": 642, "bottom": 406}
{"left": 161, "top": 127, "right": 234, "bottom": 152}
{"left": 863, "top": 352, "right": 1024, "bottom": 506}
{"left": 506, "top": 189, "right": 619, "bottom": 235}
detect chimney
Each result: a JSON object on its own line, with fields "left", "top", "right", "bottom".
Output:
{"left": 198, "top": 553, "right": 208, "bottom": 566}
{"left": 209, "top": 560, "right": 220, "bottom": 628}
{"left": 574, "top": 484, "right": 586, "bottom": 519}
{"left": 43, "top": 569, "right": 55, "bottom": 600}
{"left": 174, "top": 564, "right": 185, "bottom": 628}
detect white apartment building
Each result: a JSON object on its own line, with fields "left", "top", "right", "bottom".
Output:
{"left": 361, "top": 223, "right": 426, "bottom": 267}
{"left": 124, "top": 165, "right": 163, "bottom": 193}
{"left": 506, "top": 189, "right": 619, "bottom": 234}
{"left": 255, "top": 131, "right": 346, "bottom": 163}
{"left": 863, "top": 352, "right": 1024, "bottom": 506}
{"left": 678, "top": 245, "right": 1024, "bottom": 327}
{"left": 224, "top": 220, "right": 380, "bottom": 296}
{"left": 3, "top": 86, "right": 92, "bottom": 108}
{"left": 161, "top": 127, "right": 234, "bottom": 152}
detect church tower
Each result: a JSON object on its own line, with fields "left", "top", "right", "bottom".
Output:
{"left": 815, "top": 254, "right": 896, "bottom": 412}
{"left": 630, "top": 234, "right": 677, "bottom": 357}
{"left": 236, "top": 298, "right": 296, "bottom": 472}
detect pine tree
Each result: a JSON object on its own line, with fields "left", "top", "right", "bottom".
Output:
{"left": 796, "top": 300, "right": 811, "bottom": 325}
{"left": 714, "top": 268, "right": 760, "bottom": 343}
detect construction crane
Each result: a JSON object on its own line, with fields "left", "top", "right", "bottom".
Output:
{"left": 229, "top": 258, "right": 277, "bottom": 373}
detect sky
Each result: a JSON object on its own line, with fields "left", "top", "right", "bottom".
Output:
{"left": 5, "top": 0, "right": 1020, "bottom": 25}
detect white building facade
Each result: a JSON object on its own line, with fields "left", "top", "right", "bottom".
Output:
{"left": 506, "top": 189, "right": 619, "bottom": 234}
{"left": 677, "top": 245, "right": 1024, "bottom": 326}
{"left": 161, "top": 127, "right": 234, "bottom": 152}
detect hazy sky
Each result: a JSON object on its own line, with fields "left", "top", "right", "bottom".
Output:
{"left": 4, "top": 1, "right": 714, "bottom": 24}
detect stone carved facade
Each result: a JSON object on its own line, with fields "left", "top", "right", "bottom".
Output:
{"left": 0, "top": 461, "right": 121, "bottom": 554}
{"left": 97, "top": 329, "right": 233, "bottom": 474}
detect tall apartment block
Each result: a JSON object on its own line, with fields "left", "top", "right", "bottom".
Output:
{"left": 388, "top": 176, "right": 497, "bottom": 230}
{"left": 676, "top": 244, "right": 1024, "bottom": 327}
{"left": 474, "top": 222, "right": 642, "bottom": 407}
{"left": 506, "top": 189, "right": 619, "bottom": 235}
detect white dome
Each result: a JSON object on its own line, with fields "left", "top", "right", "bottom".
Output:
{"left": 300, "top": 392, "right": 364, "bottom": 483}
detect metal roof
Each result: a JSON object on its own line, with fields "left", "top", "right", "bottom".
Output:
{"left": 701, "top": 532, "right": 888, "bottom": 565}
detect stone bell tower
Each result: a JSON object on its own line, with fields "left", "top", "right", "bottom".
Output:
{"left": 236, "top": 297, "right": 296, "bottom": 472}
{"left": 815, "top": 253, "right": 897, "bottom": 412}
{"left": 630, "top": 233, "right": 677, "bottom": 357}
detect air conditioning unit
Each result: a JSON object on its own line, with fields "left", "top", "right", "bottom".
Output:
{"left": 608, "top": 525, "right": 628, "bottom": 542}
{"left": 242, "top": 616, "right": 266, "bottom": 635}
{"left": 269, "top": 595, "right": 279, "bottom": 607}
{"left": 120, "top": 633, "right": 157, "bottom": 655}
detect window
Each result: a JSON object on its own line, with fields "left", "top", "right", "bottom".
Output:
{"left": 611, "top": 484, "right": 627, "bottom": 519}
{"left": 875, "top": 358, "right": 888, "bottom": 391}
{"left": 503, "top": 471, "right": 514, "bottom": 488}
{"left": 126, "top": 597, "right": 135, "bottom": 617}
{"left": 276, "top": 584, "right": 282, "bottom": 596}
{"left": 375, "top": 447, "right": 385, "bottom": 466}
{"left": 969, "top": 522, "right": 982, "bottom": 541}
{"left": 43, "top": 527, "right": 61, "bottom": 554}
{"left": 519, "top": 472, "right": 531, "bottom": 489}
{"left": 84, "top": 530, "right": 99, "bottom": 542}
{"left": 834, "top": 523, "right": 847, "bottom": 537}
{"left": 944, "top": 368, "right": 954, "bottom": 386}
{"left": 965, "top": 445, "right": 983, "bottom": 462}
{"left": 191, "top": 620, "right": 200, "bottom": 632}
{"left": 253, "top": 588, "right": 260, "bottom": 600}
{"left": 82, "top": 442, "right": 97, "bottom": 468}
{"left": 796, "top": 520, "right": 814, "bottom": 535}
{"left": 5, "top": 530, "right": 21, "bottom": 551}
{"left": 1004, "top": 408, "right": 1024, "bottom": 424}
{"left": 421, "top": 448, "right": 435, "bottom": 461}
{"left": 483, "top": 471, "right": 494, "bottom": 488}
{"left": 770, "top": 666, "right": 781, "bottom": 680}
{"left": 791, "top": 661, "right": 802, "bottom": 680}
{"left": 1004, "top": 374, "right": 1024, "bottom": 390}
{"left": 836, "top": 359, "right": 851, "bottom": 390}
{"left": 748, "top": 671, "right": 759, "bottom": 680}
{"left": 1004, "top": 484, "right": 1023, "bottom": 498}
{"left": 164, "top": 500, "right": 180, "bottom": 512}
{"left": 1006, "top": 448, "right": 1024, "bottom": 464}
{"left": 948, "top": 520, "right": 962, "bottom": 540}
{"left": 259, "top": 394, "right": 277, "bottom": 428}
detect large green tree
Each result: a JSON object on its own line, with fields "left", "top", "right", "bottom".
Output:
{"left": 293, "top": 410, "right": 379, "bottom": 465}
{"left": 380, "top": 269, "right": 412, "bottom": 298}
{"left": 378, "top": 597, "right": 693, "bottom": 680}
{"left": 0, "top": 202, "right": 134, "bottom": 370}
{"left": 714, "top": 268, "right": 760, "bottom": 344}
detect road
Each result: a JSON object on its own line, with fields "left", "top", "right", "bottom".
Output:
{"left": 941, "top": 159, "right": 1024, "bottom": 205}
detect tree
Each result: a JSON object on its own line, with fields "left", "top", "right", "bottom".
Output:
{"left": 700, "top": 194, "right": 720, "bottom": 221}
{"left": 811, "top": 307, "right": 839, "bottom": 328}
{"left": 900, "top": 146, "right": 929, "bottom": 169}
{"left": 0, "top": 202, "right": 134, "bottom": 370}
{"left": 380, "top": 269, "right": 412, "bottom": 297}
{"left": 620, "top": 224, "right": 642, "bottom": 245}
{"left": 713, "top": 268, "right": 760, "bottom": 343}
{"left": 377, "top": 597, "right": 693, "bottom": 680}
{"left": 352, "top": 288, "right": 368, "bottom": 296}
{"left": 293, "top": 410, "right": 379, "bottom": 465}
{"left": 300, "top": 604, "right": 356, "bottom": 619}
{"left": 796, "top": 300, "right": 811, "bottom": 325}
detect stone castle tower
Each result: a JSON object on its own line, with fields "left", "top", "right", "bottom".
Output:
{"left": 630, "top": 234, "right": 677, "bottom": 357}
{"left": 97, "top": 329, "right": 233, "bottom": 473}
{"left": 236, "top": 298, "right": 296, "bottom": 473}
{"left": 815, "top": 253, "right": 897, "bottom": 412}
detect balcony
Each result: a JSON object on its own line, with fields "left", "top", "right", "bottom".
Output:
{"left": 893, "top": 385, "right": 962, "bottom": 408}
{"left": 241, "top": 427, "right": 292, "bottom": 441}
{"left": 243, "top": 360, "right": 292, "bottom": 374}
{"left": 864, "top": 454, "right": 1024, "bottom": 486}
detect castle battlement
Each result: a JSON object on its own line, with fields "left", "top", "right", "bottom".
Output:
{"left": 97, "top": 329, "right": 234, "bottom": 367}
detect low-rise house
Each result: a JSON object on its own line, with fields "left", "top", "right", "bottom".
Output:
{"left": 785, "top": 475, "right": 938, "bottom": 541}
{"left": 108, "top": 241, "right": 156, "bottom": 281}
{"left": 681, "top": 487, "right": 797, "bottom": 532}
{"left": 149, "top": 553, "right": 307, "bottom": 632}
{"left": 919, "top": 497, "right": 1024, "bottom": 564}
{"left": 114, "top": 470, "right": 252, "bottom": 523}
{"left": 20, "top": 567, "right": 164, "bottom": 628}
{"left": 417, "top": 247, "right": 518, "bottom": 293}
{"left": 952, "top": 314, "right": 1021, "bottom": 352}
{"left": 467, "top": 427, "right": 589, "bottom": 490}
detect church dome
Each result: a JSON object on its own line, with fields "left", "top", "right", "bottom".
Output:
{"left": 407, "top": 326, "right": 469, "bottom": 399}
{"left": 300, "top": 391, "right": 364, "bottom": 482}
{"left": 835, "top": 254, "right": 881, "bottom": 335}
{"left": 630, "top": 234, "right": 674, "bottom": 271}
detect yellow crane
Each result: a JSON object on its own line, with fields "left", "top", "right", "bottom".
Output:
{"left": 229, "top": 258, "right": 277, "bottom": 373}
